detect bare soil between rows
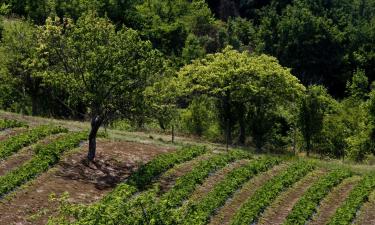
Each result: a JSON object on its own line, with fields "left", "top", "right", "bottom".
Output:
{"left": 0, "top": 140, "right": 174, "bottom": 225}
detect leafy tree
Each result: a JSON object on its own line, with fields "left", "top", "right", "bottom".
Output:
{"left": 182, "top": 34, "right": 206, "bottom": 63}
{"left": 299, "top": 85, "right": 333, "bottom": 156}
{"left": 0, "top": 4, "right": 11, "bottom": 38}
{"left": 144, "top": 62, "right": 180, "bottom": 141}
{"left": 274, "top": 2, "right": 344, "bottom": 94}
{"left": 36, "top": 13, "right": 161, "bottom": 161}
{"left": 225, "top": 17, "right": 259, "bottom": 52}
{"left": 176, "top": 47, "right": 304, "bottom": 150}
{"left": 347, "top": 68, "right": 369, "bottom": 99}
{"left": 181, "top": 96, "right": 217, "bottom": 137}
{"left": 136, "top": 0, "right": 216, "bottom": 58}
{"left": 0, "top": 20, "right": 40, "bottom": 114}
{"left": 244, "top": 55, "right": 304, "bottom": 151}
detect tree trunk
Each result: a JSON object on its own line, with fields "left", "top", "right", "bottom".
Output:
{"left": 87, "top": 115, "right": 103, "bottom": 161}
{"left": 158, "top": 118, "right": 166, "bottom": 130}
{"left": 226, "top": 118, "right": 230, "bottom": 151}
{"left": 255, "top": 135, "right": 263, "bottom": 153}
{"left": 237, "top": 103, "right": 246, "bottom": 145}
{"left": 306, "top": 138, "right": 311, "bottom": 157}
{"left": 31, "top": 95, "right": 38, "bottom": 116}
{"left": 171, "top": 124, "right": 175, "bottom": 143}
{"left": 292, "top": 125, "right": 297, "bottom": 155}
{"left": 223, "top": 93, "right": 232, "bottom": 150}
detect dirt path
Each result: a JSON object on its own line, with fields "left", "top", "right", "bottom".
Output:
{"left": 0, "top": 140, "right": 174, "bottom": 225}
{"left": 355, "top": 190, "right": 375, "bottom": 225}
{"left": 189, "top": 159, "right": 250, "bottom": 201}
{"left": 0, "top": 134, "right": 65, "bottom": 176}
{"left": 257, "top": 170, "right": 326, "bottom": 225}
{"left": 209, "top": 163, "right": 289, "bottom": 225}
{"left": 309, "top": 176, "right": 361, "bottom": 225}
{"left": 158, "top": 153, "right": 213, "bottom": 194}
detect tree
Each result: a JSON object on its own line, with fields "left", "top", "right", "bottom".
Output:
{"left": 0, "top": 4, "right": 11, "bottom": 38}
{"left": 136, "top": 0, "right": 217, "bottom": 59}
{"left": 298, "top": 85, "right": 333, "bottom": 156}
{"left": 144, "top": 63, "right": 180, "bottom": 142}
{"left": 175, "top": 47, "right": 304, "bottom": 150}
{"left": 0, "top": 19, "right": 42, "bottom": 115}
{"left": 347, "top": 68, "right": 369, "bottom": 99}
{"left": 273, "top": 2, "right": 344, "bottom": 95}
{"left": 37, "top": 13, "right": 161, "bottom": 161}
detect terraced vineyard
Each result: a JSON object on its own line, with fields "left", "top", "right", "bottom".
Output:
{"left": 0, "top": 117, "right": 374, "bottom": 225}
{"left": 48, "top": 147, "right": 375, "bottom": 225}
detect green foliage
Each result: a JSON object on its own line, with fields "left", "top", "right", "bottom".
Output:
{"left": 1, "top": 0, "right": 375, "bottom": 161}
{"left": 37, "top": 13, "right": 161, "bottom": 120}
{"left": 0, "top": 125, "right": 67, "bottom": 160}
{"left": 231, "top": 161, "right": 315, "bottom": 225}
{"left": 175, "top": 157, "right": 280, "bottom": 225}
{"left": 0, "top": 17, "right": 3, "bottom": 40}
{"left": 275, "top": 2, "right": 343, "bottom": 87}
{"left": 0, "top": 118, "right": 26, "bottom": 130}
{"left": 284, "top": 169, "right": 352, "bottom": 225}
{"left": 299, "top": 85, "right": 334, "bottom": 155}
{"left": 317, "top": 112, "right": 348, "bottom": 158}
{"left": 177, "top": 46, "right": 304, "bottom": 148}
{"left": 346, "top": 130, "right": 372, "bottom": 162}
{"left": 0, "top": 20, "right": 38, "bottom": 114}
{"left": 144, "top": 62, "right": 180, "bottom": 132}
{"left": 347, "top": 69, "right": 369, "bottom": 100}
{"left": 0, "top": 131, "right": 86, "bottom": 197}
{"left": 136, "top": 0, "right": 215, "bottom": 57}
{"left": 328, "top": 175, "right": 375, "bottom": 225}
{"left": 225, "top": 17, "right": 259, "bottom": 52}
{"left": 182, "top": 34, "right": 206, "bottom": 63}
{"left": 180, "top": 96, "right": 218, "bottom": 138}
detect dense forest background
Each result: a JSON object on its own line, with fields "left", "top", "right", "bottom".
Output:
{"left": 0, "top": 0, "right": 375, "bottom": 161}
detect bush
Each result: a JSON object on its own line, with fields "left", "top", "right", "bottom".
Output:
{"left": 180, "top": 96, "right": 220, "bottom": 139}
